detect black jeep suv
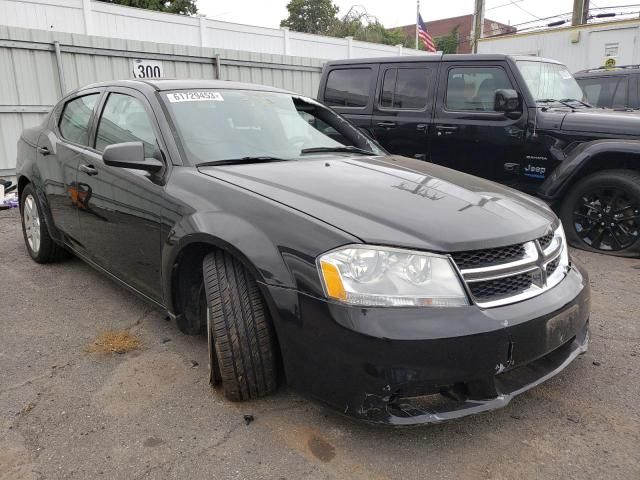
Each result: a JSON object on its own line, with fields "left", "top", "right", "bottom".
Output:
{"left": 318, "top": 54, "right": 640, "bottom": 256}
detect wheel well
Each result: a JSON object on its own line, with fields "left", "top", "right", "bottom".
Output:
{"left": 556, "top": 151, "right": 640, "bottom": 203}
{"left": 17, "top": 176, "right": 30, "bottom": 202}
{"left": 170, "top": 242, "right": 285, "bottom": 380}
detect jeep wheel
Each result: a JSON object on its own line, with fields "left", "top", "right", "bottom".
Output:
{"left": 561, "top": 170, "right": 640, "bottom": 256}
{"left": 202, "top": 251, "right": 277, "bottom": 401}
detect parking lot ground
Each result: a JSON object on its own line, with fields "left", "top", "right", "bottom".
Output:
{"left": 1, "top": 207, "right": 639, "bottom": 480}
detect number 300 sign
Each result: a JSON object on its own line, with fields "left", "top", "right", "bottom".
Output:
{"left": 132, "top": 59, "right": 163, "bottom": 79}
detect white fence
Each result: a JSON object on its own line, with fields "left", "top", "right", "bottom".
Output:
{"left": 0, "top": 0, "right": 427, "bottom": 59}
{"left": 478, "top": 18, "right": 640, "bottom": 72}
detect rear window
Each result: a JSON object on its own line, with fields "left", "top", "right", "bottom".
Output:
{"left": 324, "top": 68, "right": 371, "bottom": 108}
{"left": 59, "top": 94, "right": 99, "bottom": 145}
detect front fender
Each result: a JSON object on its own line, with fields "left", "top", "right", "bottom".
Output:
{"left": 538, "top": 139, "right": 640, "bottom": 200}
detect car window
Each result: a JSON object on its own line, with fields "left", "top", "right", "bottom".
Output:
{"left": 445, "top": 67, "right": 512, "bottom": 112}
{"left": 58, "top": 94, "right": 99, "bottom": 145}
{"left": 163, "top": 90, "right": 381, "bottom": 164}
{"left": 578, "top": 76, "right": 628, "bottom": 108}
{"left": 95, "top": 93, "right": 157, "bottom": 157}
{"left": 324, "top": 68, "right": 372, "bottom": 108}
{"left": 380, "top": 68, "right": 429, "bottom": 109}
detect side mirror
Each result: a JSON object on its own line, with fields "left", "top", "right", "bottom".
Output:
{"left": 494, "top": 89, "right": 522, "bottom": 117}
{"left": 102, "top": 142, "right": 163, "bottom": 173}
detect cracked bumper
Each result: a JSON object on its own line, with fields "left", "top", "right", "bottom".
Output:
{"left": 265, "top": 261, "right": 590, "bottom": 426}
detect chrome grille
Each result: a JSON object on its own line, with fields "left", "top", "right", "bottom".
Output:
{"left": 451, "top": 228, "right": 568, "bottom": 308}
{"left": 450, "top": 244, "right": 525, "bottom": 269}
{"left": 468, "top": 272, "right": 533, "bottom": 300}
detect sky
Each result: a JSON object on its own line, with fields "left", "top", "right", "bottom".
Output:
{"left": 197, "top": 0, "right": 635, "bottom": 31}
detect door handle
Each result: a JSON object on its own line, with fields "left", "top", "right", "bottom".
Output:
{"left": 416, "top": 123, "right": 428, "bottom": 131}
{"left": 435, "top": 125, "right": 459, "bottom": 136}
{"left": 79, "top": 164, "right": 98, "bottom": 176}
{"left": 37, "top": 146, "right": 50, "bottom": 156}
{"left": 377, "top": 121, "right": 397, "bottom": 129}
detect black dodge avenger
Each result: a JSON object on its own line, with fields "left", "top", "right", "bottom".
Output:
{"left": 17, "top": 80, "right": 590, "bottom": 425}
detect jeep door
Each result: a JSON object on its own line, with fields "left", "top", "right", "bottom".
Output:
{"left": 430, "top": 62, "right": 527, "bottom": 185}
{"left": 369, "top": 63, "right": 435, "bottom": 160}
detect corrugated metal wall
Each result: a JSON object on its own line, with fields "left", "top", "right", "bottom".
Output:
{"left": 0, "top": 25, "right": 325, "bottom": 175}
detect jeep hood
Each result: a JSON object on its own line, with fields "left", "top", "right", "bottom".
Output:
{"left": 198, "top": 155, "right": 556, "bottom": 252}
{"left": 560, "top": 108, "right": 640, "bottom": 136}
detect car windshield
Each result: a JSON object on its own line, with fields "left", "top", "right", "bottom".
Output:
{"left": 516, "top": 61, "right": 585, "bottom": 104}
{"left": 162, "top": 89, "right": 382, "bottom": 165}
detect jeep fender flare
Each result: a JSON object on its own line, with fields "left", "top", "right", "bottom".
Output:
{"left": 538, "top": 139, "right": 640, "bottom": 201}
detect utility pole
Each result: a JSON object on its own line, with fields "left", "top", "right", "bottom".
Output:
{"left": 472, "top": 0, "right": 485, "bottom": 54}
{"left": 416, "top": 0, "right": 419, "bottom": 51}
{"left": 572, "top": 0, "right": 590, "bottom": 26}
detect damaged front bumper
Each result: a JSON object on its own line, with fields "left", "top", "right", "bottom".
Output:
{"left": 266, "top": 261, "right": 590, "bottom": 426}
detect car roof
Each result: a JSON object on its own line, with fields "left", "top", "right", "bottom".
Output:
{"left": 323, "top": 53, "right": 562, "bottom": 66}
{"left": 574, "top": 65, "right": 640, "bottom": 77}
{"left": 76, "top": 79, "right": 295, "bottom": 95}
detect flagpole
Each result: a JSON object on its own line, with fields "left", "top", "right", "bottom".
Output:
{"left": 415, "top": 0, "right": 419, "bottom": 50}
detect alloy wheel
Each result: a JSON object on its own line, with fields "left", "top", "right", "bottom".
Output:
{"left": 23, "top": 194, "right": 41, "bottom": 254}
{"left": 573, "top": 187, "right": 640, "bottom": 251}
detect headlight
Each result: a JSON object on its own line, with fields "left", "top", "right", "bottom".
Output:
{"left": 317, "top": 245, "right": 469, "bottom": 307}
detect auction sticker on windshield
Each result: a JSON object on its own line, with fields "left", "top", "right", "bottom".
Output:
{"left": 167, "top": 91, "right": 224, "bottom": 102}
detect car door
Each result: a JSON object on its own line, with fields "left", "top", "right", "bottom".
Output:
{"left": 75, "top": 87, "right": 167, "bottom": 303}
{"left": 369, "top": 63, "right": 435, "bottom": 160}
{"left": 319, "top": 64, "right": 379, "bottom": 132}
{"left": 38, "top": 90, "right": 102, "bottom": 244}
{"left": 429, "top": 62, "right": 527, "bottom": 184}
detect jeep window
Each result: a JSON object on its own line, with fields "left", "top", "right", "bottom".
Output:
{"left": 95, "top": 93, "right": 157, "bottom": 157}
{"left": 577, "top": 76, "right": 628, "bottom": 108}
{"left": 324, "top": 68, "right": 372, "bottom": 107}
{"left": 445, "top": 67, "right": 512, "bottom": 111}
{"left": 380, "top": 68, "right": 429, "bottom": 109}
{"left": 516, "top": 61, "right": 584, "bottom": 103}
{"left": 163, "top": 90, "right": 381, "bottom": 164}
{"left": 58, "top": 94, "right": 99, "bottom": 146}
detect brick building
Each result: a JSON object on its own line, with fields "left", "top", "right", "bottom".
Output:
{"left": 392, "top": 14, "right": 516, "bottom": 53}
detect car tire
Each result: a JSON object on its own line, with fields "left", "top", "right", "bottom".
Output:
{"left": 561, "top": 169, "right": 640, "bottom": 256}
{"left": 202, "top": 251, "right": 277, "bottom": 401}
{"left": 20, "top": 184, "right": 69, "bottom": 263}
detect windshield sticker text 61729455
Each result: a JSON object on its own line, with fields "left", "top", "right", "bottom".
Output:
{"left": 167, "top": 91, "right": 224, "bottom": 103}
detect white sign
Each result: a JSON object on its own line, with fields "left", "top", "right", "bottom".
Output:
{"left": 132, "top": 59, "right": 163, "bottom": 79}
{"left": 167, "top": 91, "right": 224, "bottom": 103}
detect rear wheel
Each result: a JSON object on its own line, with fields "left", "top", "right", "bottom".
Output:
{"left": 20, "top": 184, "right": 68, "bottom": 263}
{"left": 561, "top": 169, "right": 640, "bottom": 256}
{"left": 202, "top": 251, "right": 277, "bottom": 401}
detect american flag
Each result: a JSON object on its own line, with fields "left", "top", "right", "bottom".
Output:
{"left": 417, "top": 13, "right": 436, "bottom": 52}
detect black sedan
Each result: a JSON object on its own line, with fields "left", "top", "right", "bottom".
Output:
{"left": 16, "top": 80, "right": 590, "bottom": 425}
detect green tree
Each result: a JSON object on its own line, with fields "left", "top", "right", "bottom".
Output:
{"left": 96, "top": 0, "right": 197, "bottom": 15}
{"left": 434, "top": 27, "right": 459, "bottom": 54}
{"left": 328, "top": 6, "right": 413, "bottom": 47}
{"left": 280, "top": 0, "right": 340, "bottom": 35}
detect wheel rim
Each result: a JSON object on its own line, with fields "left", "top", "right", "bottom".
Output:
{"left": 23, "top": 194, "right": 41, "bottom": 254}
{"left": 572, "top": 186, "right": 640, "bottom": 251}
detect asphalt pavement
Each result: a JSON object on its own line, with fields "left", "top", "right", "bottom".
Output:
{"left": 1, "top": 207, "right": 639, "bottom": 480}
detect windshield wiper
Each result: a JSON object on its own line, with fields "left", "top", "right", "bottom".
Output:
{"left": 196, "top": 156, "right": 288, "bottom": 167}
{"left": 559, "top": 98, "right": 592, "bottom": 108}
{"left": 300, "top": 146, "right": 376, "bottom": 155}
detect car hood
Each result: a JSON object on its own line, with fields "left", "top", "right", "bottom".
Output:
{"left": 198, "top": 155, "right": 556, "bottom": 252}
{"left": 559, "top": 108, "right": 640, "bottom": 136}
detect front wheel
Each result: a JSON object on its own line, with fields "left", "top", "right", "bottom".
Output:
{"left": 560, "top": 169, "right": 640, "bottom": 256}
{"left": 202, "top": 251, "right": 277, "bottom": 401}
